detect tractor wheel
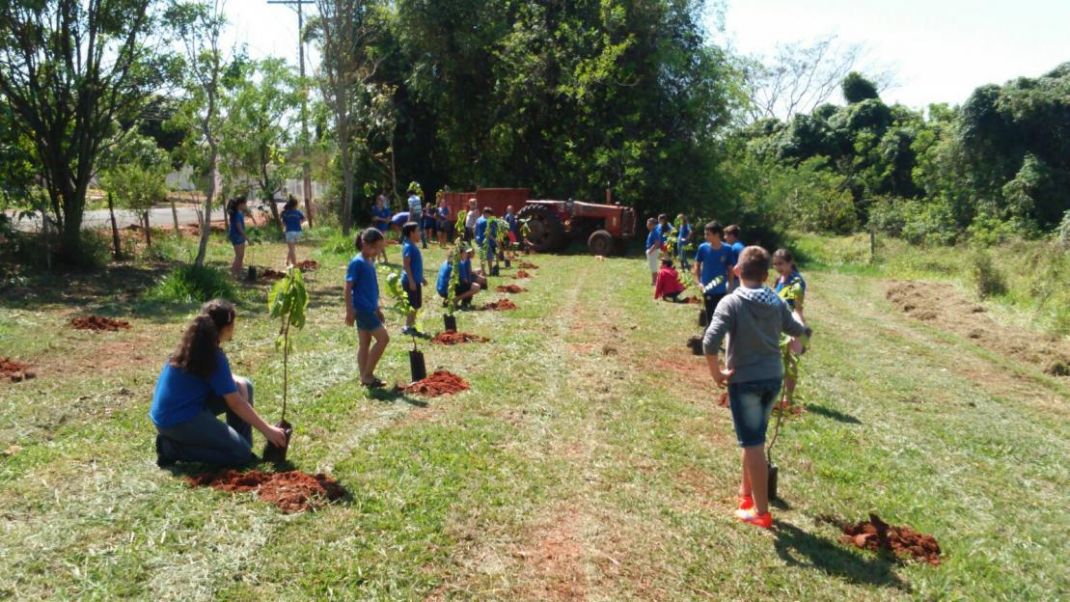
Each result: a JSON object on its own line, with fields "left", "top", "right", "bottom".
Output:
{"left": 587, "top": 229, "right": 614, "bottom": 256}
{"left": 517, "top": 204, "right": 566, "bottom": 252}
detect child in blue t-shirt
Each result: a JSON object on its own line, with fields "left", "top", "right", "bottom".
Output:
{"left": 644, "top": 217, "right": 663, "bottom": 286}
{"left": 724, "top": 224, "right": 745, "bottom": 288}
{"left": 400, "top": 222, "right": 426, "bottom": 336}
{"left": 676, "top": 214, "right": 692, "bottom": 270}
{"left": 693, "top": 221, "right": 734, "bottom": 327}
{"left": 281, "top": 196, "right": 305, "bottom": 267}
{"left": 773, "top": 247, "right": 808, "bottom": 410}
{"left": 227, "top": 197, "right": 248, "bottom": 279}
{"left": 436, "top": 247, "right": 483, "bottom": 307}
{"left": 346, "top": 228, "right": 390, "bottom": 388}
{"left": 435, "top": 197, "right": 451, "bottom": 246}
{"left": 371, "top": 194, "right": 392, "bottom": 263}
{"left": 474, "top": 208, "right": 499, "bottom": 273}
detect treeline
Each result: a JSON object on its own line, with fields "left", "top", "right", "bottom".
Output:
{"left": 726, "top": 65, "right": 1070, "bottom": 246}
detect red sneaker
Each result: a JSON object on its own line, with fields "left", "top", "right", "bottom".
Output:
{"left": 734, "top": 508, "right": 773, "bottom": 529}
{"left": 737, "top": 495, "right": 754, "bottom": 511}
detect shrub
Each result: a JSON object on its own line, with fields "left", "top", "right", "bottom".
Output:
{"left": 149, "top": 264, "right": 236, "bottom": 303}
{"left": 970, "top": 250, "right": 1007, "bottom": 299}
{"left": 1058, "top": 209, "right": 1070, "bottom": 250}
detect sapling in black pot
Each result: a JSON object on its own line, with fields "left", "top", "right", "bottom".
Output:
{"left": 382, "top": 265, "right": 427, "bottom": 383}
{"left": 262, "top": 267, "right": 308, "bottom": 463}
{"left": 443, "top": 238, "right": 465, "bottom": 332}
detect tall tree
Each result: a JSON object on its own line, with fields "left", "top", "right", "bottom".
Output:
{"left": 314, "top": 0, "right": 386, "bottom": 234}
{"left": 0, "top": 0, "right": 162, "bottom": 262}
{"left": 166, "top": 0, "right": 236, "bottom": 266}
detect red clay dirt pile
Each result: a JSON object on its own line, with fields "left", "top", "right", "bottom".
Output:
{"left": 496, "top": 284, "right": 527, "bottom": 294}
{"left": 514, "top": 270, "right": 533, "bottom": 279}
{"left": 259, "top": 268, "right": 287, "bottom": 281}
{"left": 70, "top": 316, "right": 131, "bottom": 331}
{"left": 187, "top": 469, "right": 344, "bottom": 513}
{"left": 296, "top": 259, "right": 319, "bottom": 271}
{"left": 518, "top": 261, "right": 539, "bottom": 269}
{"left": 483, "top": 298, "right": 518, "bottom": 311}
{"left": 0, "top": 357, "right": 35, "bottom": 382}
{"left": 402, "top": 370, "right": 470, "bottom": 397}
{"left": 431, "top": 331, "right": 489, "bottom": 345}
{"left": 837, "top": 513, "right": 942, "bottom": 566}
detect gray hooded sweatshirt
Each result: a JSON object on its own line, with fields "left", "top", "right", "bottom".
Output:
{"left": 702, "top": 285, "right": 810, "bottom": 384}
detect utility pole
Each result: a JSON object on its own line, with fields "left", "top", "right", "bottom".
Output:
{"left": 268, "top": 0, "right": 315, "bottom": 226}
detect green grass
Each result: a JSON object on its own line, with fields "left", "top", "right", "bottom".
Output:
{"left": 0, "top": 231, "right": 1067, "bottom": 599}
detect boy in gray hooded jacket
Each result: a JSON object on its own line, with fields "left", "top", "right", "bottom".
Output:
{"left": 704, "top": 245, "right": 810, "bottom": 529}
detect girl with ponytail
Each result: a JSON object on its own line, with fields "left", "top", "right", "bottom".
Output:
{"left": 346, "top": 228, "right": 390, "bottom": 387}
{"left": 150, "top": 299, "right": 287, "bottom": 467}
{"left": 227, "top": 197, "right": 249, "bottom": 278}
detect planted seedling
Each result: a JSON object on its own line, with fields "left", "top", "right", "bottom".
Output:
{"left": 443, "top": 238, "right": 467, "bottom": 332}
{"left": 263, "top": 267, "right": 309, "bottom": 463}
{"left": 380, "top": 265, "right": 427, "bottom": 382}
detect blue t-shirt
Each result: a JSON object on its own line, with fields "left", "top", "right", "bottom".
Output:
{"left": 391, "top": 211, "right": 411, "bottom": 227}
{"left": 475, "top": 216, "right": 488, "bottom": 244}
{"left": 149, "top": 349, "right": 237, "bottom": 428}
{"left": 730, "top": 241, "right": 745, "bottom": 264}
{"left": 695, "top": 242, "right": 733, "bottom": 294}
{"left": 401, "top": 240, "right": 423, "bottom": 286}
{"left": 775, "top": 270, "right": 807, "bottom": 309}
{"left": 645, "top": 228, "right": 663, "bottom": 251}
{"left": 678, "top": 223, "right": 691, "bottom": 242}
{"left": 281, "top": 209, "right": 304, "bottom": 232}
{"left": 346, "top": 255, "right": 379, "bottom": 312}
{"left": 504, "top": 213, "right": 519, "bottom": 234}
{"left": 437, "top": 206, "right": 450, "bottom": 221}
{"left": 372, "top": 206, "right": 392, "bottom": 231}
{"left": 435, "top": 260, "right": 452, "bottom": 297}
{"left": 229, "top": 210, "right": 245, "bottom": 242}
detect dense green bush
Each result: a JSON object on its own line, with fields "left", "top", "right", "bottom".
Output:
{"left": 969, "top": 250, "right": 1008, "bottom": 299}
{"left": 149, "top": 264, "right": 236, "bottom": 304}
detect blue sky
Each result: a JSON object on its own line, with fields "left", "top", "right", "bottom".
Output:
{"left": 223, "top": 0, "right": 1070, "bottom": 110}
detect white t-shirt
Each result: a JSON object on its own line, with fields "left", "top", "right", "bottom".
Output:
{"left": 407, "top": 194, "right": 422, "bottom": 216}
{"left": 465, "top": 208, "right": 479, "bottom": 229}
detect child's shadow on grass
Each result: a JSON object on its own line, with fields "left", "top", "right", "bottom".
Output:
{"left": 773, "top": 521, "right": 909, "bottom": 592}
{"left": 367, "top": 386, "right": 428, "bottom": 408}
{"left": 805, "top": 404, "right": 862, "bottom": 425}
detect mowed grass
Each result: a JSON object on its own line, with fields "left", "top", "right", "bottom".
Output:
{"left": 1, "top": 230, "right": 1068, "bottom": 600}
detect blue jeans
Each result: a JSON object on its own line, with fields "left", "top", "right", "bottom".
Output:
{"left": 156, "top": 377, "right": 256, "bottom": 466}
{"left": 728, "top": 378, "right": 782, "bottom": 447}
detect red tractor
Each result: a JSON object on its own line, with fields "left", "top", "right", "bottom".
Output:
{"left": 441, "top": 188, "right": 637, "bottom": 255}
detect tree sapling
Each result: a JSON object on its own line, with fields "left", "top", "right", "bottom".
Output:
{"left": 262, "top": 266, "right": 309, "bottom": 463}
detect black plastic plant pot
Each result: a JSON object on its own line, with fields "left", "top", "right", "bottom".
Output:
{"left": 698, "top": 309, "right": 707, "bottom": 327}
{"left": 504, "top": 259, "right": 511, "bottom": 268}
{"left": 768, "top": 462, "right": 779, "bottom": 501}
{"left": 409, "top": 350, "right": 427, "bottom": 383}
{"left": 444, "top": 314, "right": 457, "bottom": 332}
{"left": 262, "top": 420, "right": 293, "bottom": 463}
{"left": 246, "top": 266, "right": 257, "bottom": 282}
{"left": 491, "top": 265, "right": 501, "bottom": 277}
{"left": 687, "top": 335, "right": 703, "bottom": 356}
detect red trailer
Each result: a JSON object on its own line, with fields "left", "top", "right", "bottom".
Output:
{"left": 440, "top": 188, "right": 637, "bottom": 255}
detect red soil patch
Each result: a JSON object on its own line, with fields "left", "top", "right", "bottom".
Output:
{"left": 401, "top": 370, "right": 470, "bottom": 397}
{"left": 515, "top": 270, "right": 533, "bottom": 279}
{"left": 496, "top": 284, "right": 527, "bottom": 294}
{"left": 518, "top": 262, "right": 540, "bottom": 269}
{"left": 684, "top": 296, "right": 702, "bottom": 304}
{"left": 186, "top": 469, "right": 345, "bottom": 513}
{"left": 295, "top": 259, "right": 319, "bottom": 271}
{"left": 836, "top": 513, "right": 942, "bottom": 566}
{"left": 0, "top": 357, "right": 36, "bottom": 382}
{"left": 483, "top": 298, "right": 518, "bottom": 311}
{"left": 260, "top": 268, "right": 287, "bottom": 281}
{"left": 431, "top": 331, "right": 489, "bottom": 345}
{"left": 70, "top": 315, "right": 131, "bottom": 331}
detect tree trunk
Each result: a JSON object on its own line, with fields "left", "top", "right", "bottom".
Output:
{"left": 171, "top": 198, "right": 180, "bottom": 235}
{"left": 303, "top": 163, "right": 314, "bottom": 228}
{"left": 194, "top": 151, "right": 219, "bottom": 267}
{"left": 144, "top": 212, "right": 152, "bottom": 247}
{"left": 107, "top": 192, "right": 122, "bottom": 260}
{"left": 261, "top": 163, "right": 283, "bottom": 236}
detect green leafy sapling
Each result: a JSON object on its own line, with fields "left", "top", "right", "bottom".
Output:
{"left": 380, "top": 264, "right": 422, "bottom": 349}
{"left": 266, "top": 267, "right": 309, "bottom": 436}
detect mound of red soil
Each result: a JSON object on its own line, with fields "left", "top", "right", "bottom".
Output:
{"left": 482, "top": 298, "right": 518, "bottom": 311}
{"left": 296, "top": 259, "right": 319, "bottom": 271}
{"left": 187, "top": 469, "right": 345, "bottom": 513}
{"left": 402, "top": 370, "right": 469, "bottom": 397}
{"left": 0, "top": 357, "right": 35, "bottom": 382}
{"left": 514, "top": 270, "right": 533, "bottom": 279}
{"left": 260, "top": 268, "right": 287, "bottom": 281}
{"left": 431, "top": 331, "right": 489, "bottom": 345}
{"left": 496, "top": 284, "right": 527, "bottom": 294}
{"left": 837, "top": 513, "right": 942, "bottom": 566}
{"left": 518, "top": 262, "right": 539, "bottom": 269}
{"left": 70, "top": 315, "right": 131, "bottom": 331}
{"left": 684, "top": 296, "right": 702, "bottom": 305}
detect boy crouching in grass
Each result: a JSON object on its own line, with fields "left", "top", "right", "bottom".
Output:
{"left": 703, "top": 246, "right": 811, "bottom": 529}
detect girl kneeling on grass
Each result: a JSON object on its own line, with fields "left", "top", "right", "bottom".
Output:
{"left": 345, "top": 228, "right": 390, "bottom": 388}
{"left": 151, "top": 299, "right": 288, "bottom": 468}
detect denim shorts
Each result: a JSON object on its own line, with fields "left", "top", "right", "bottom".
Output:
{"left": 355, "top": 310, "right": 383, "bottom": 332}
{"left": 728, "top": 378, "right": 782, "bottom": 447}
{"left": 229, "top": 234, "right": 246, "bottom": 246}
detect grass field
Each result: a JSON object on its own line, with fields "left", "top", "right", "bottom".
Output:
{"left": 1, "top": 230, "right": 1068, "bottom": 600}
